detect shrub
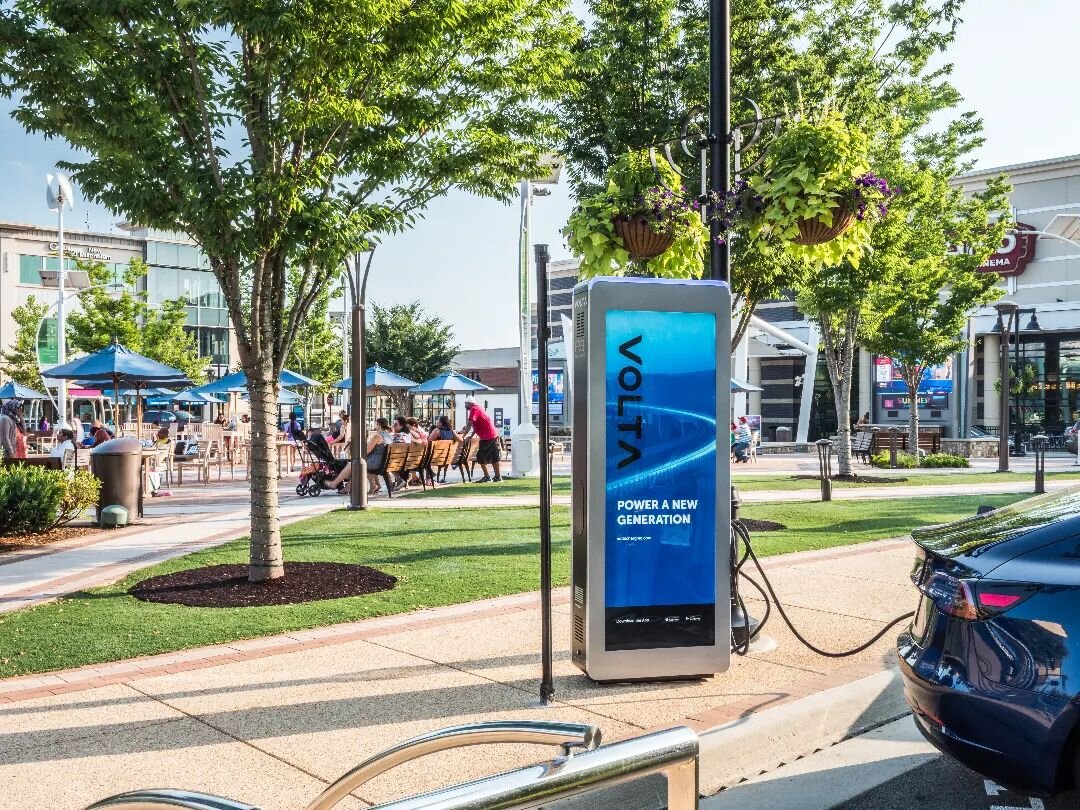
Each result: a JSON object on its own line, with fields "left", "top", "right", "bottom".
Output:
{"left": 0, "top": 466, "right": 100, "bottom": 535}
{"left": 0, "top": 465, "right": 65, "bottom": 535}
{"left": 870, "top": 451, "right": 971, "bottom": 469}
{"left": 921, "top": 453, "right": 971, "bottom": 468}
{"left": 56, "top": 471, "right": 101, "bottom": 526}
{"left": 870, "top": 451, "right": 918, "bottom": 469}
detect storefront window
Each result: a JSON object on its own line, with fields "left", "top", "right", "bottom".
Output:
{"left": 18, "top": 254, "right": 41, "bottom": 283}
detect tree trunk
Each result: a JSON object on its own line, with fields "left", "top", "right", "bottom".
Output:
{"left": 818, "top": 310, "right": 859, "bottom": 477}
{"left": 247, "top": 359, "right": 283, "bottom": 582}
{"left": 904, "top": 367, "right": 923, "bottom": 456}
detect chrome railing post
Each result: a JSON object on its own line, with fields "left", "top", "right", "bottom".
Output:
{"left": 304, "top": 721, "right": 601, "bottom": 810}
{"left": 83, "top": 789, "right": 262, "bottom": 810}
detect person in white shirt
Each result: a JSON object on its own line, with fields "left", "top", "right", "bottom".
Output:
{"left": 49, "top": 428, "right": 76, "bottom": 459}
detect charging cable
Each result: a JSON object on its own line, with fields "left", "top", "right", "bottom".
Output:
{"left": 730, "top": 519, "right": 915, "bottom": 658}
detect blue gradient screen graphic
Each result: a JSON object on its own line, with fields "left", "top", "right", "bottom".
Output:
{"left": 604, "top": 309, "right": 717, "bottom": 650}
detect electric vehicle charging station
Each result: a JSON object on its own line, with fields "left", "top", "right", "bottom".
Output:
{"left": 570, "top": 276, "right": 732, "bottom": 682}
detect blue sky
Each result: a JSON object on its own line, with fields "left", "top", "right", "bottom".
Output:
{"left": 1, "top": 0, "right": 1076, "bottom": 349}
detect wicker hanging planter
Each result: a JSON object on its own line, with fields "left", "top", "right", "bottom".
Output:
{"left": 612, "top": 213, "right": 675, "bottom": 260}
{"left": 792, "top": 202, "right": 855, "bottom": 246}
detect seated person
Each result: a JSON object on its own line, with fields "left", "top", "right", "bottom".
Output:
{"left": 731, "top": 417, "right": 752, "bottom": 462}
{"left": 148, "top": 427, "right": 172, "bottom": 497}
{"left": 427, "top": 415, "right": 461, "bottom": 443}
{"left": 89, "top": 418, "right": 112, "bottom": 447}
{"left": 49, "top": 428, "right": 76, "bottom": 459}
{"left": 328, "top": 413, "right": 350, "bottom": 452}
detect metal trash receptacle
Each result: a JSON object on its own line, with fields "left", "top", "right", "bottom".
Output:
{"left": 89, "top": 436, "right": 144, "bottom": 523}
{"left": 775, "top": 426, "right": 792, "bottom": 442}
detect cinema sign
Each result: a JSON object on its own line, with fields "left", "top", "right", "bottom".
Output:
{"left": 976, "top": 224, "right": 1037, "bottom": 277}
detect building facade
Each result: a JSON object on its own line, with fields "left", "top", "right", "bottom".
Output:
{"left": 739, "top": 153, "right": 1080, "bottom": 442}
{"left": 0, "top": 220, "right": 236, "bottom": 381}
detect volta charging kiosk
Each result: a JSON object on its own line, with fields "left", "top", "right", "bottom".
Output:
{"left": 570, "top": 276, "right": 732, "bottom": 682}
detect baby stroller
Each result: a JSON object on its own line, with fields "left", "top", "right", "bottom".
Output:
{"left": 295, "top": 433, "right": 348, "bottom": 496}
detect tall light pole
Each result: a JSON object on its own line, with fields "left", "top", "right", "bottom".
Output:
{"left": 709, "top": 0, "right": 731, "bottom": 284}
{"left": 46, "top": 172, "right": 74, "bottom": 425}
{"left": 512, "top": 157, "right": 561, "bottom": 478}
{"left": 344, "top": 250, "right": 375, "bottom": 511}
{"left": 994, "top": 302, "right": 1019, "bottom": 472}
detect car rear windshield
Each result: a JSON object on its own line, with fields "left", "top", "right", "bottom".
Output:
{"left": 911, "top": 484, "right": 1080, "bottom": 559}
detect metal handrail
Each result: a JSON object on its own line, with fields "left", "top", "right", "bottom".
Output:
{"left": 82, "top": 722, "right": 699, "bottom": 810}
{"left": 304, "top": 721, "right": 601, "bottom": 810}
{"left": 367, "top": 725, "right": 699, "bottom": 810}
{"left": 83, "top": 789, "right": 262, "bottom": 810}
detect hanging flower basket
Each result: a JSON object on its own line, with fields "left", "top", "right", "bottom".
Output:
{"left": 792, "top": 203, "right": 855, "bottom": 246}
{"left": 612, "top": 213, "right": 676, "bottom": 260}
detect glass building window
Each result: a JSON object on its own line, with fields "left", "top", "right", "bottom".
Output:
{"left": 19, "top": 254, "right": 41, "bottom": 283}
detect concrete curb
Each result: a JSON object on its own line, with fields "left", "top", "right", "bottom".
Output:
{"left": 697, "top": 666, "right": 908, "bottom": 794}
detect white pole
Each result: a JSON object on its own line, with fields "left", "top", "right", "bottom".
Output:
{"left": 56, "top": 200, "right": 67, "bottom": 426}
{"left": 518, "top": 179, "right": 532, "bottom": 431}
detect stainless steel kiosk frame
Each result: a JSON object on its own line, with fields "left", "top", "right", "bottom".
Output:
{"left": 570, "top": 277, "right": 732, "bottom": 682}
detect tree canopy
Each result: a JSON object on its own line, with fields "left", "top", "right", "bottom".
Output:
{"left": 0, "top": 296, "right": 50, "bottom": 390}
{"left": 0, "top": 0, "right": 578, "bottom": 579}
{"left": 366, "top": 301, "right": 459, "bottom": 412}
{"left": 66, "top": 259, "right": 206, "bottom": 384}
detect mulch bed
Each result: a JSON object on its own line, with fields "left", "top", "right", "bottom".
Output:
{"left": 790, "top": 474, "right": 908, "bottom": 484}
{"left": 0, "top": 525, "right": 101, "bottom": 554}
{"left": 129, "top": 562, "right": 397, "bottom": 608}
{"left": 739, "top": 518, "right": 787, "bottom": 532}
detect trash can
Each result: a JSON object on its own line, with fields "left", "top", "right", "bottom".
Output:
{"left": 775, "top": 426, "right": 792, "bottom": 442}
{"left": 90, "top": 436, "right": 144, "bottom": 523}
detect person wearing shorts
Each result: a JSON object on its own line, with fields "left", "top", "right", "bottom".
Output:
{"left": 462, "top": 396, "right": 502, "bottom": 482}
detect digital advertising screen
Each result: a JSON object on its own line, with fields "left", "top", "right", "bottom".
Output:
{"left": 603, "top": 309, "right": 717, "bottom": 651}
{"left": 532, "top": 369, "right": 565, "bottom": 416}
{"left": 874, "top": 356, "right": 953, "bottom": 395}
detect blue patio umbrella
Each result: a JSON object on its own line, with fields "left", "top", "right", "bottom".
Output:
{"left": 45, "top": 342, "right": 191, "bottom": 430}
{"left": 193, "top": 368, "right": 320, "bottom": 395}
{"left": 172, "top": 390, "right": 224, "bottom": 405}
{"left": 409, "top": 370, "right": 491, "bottom": 394}
{"left": 242, "top": 388, "right": 301, "bottom": 405}
{"left": 334, "top": 364, "right": 418, "bottom": 390}
{"left": 0, "top": 381, "right": 49, "bottom": 401}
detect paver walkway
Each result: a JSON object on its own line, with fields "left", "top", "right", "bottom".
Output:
{"left": 0, "top": 538, "right": 912, "bottom": 810}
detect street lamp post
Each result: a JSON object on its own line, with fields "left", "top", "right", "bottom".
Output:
{"left": 344, "top": 250, "right": 376, "bottom": 511}
{"left": 994, "top": 302, "right": 1019, "bottom": 472}
{"left": 46, "top": 172, "right": 74, "bottom": 425}
{"left": 709, "top": 0, "right": 731, "bottom": 285}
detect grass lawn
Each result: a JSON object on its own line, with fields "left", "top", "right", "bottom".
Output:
{"left": 404, "top": 470, "right": 1080, "bottom": 497}
{"left": 0, "top": 493, "right": 1025, "bottom": 678}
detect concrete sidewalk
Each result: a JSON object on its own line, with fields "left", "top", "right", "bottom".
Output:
{"left": 0, "top": 538, "right": 914, "bottom": 810}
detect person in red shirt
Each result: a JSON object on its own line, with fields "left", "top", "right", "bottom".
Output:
{"left": 89, "top": 418, "right": 113, "bottom": 447}
{"left": 462, "top": 397, "right": 502, "bottom": 482}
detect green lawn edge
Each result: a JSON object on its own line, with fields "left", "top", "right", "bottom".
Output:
{"left": 0, "top": 494, "right": 1026, "bottom": 678}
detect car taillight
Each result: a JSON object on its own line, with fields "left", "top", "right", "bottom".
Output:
{"left": 920, "top": 573, "right": 1040, "bottom": 621}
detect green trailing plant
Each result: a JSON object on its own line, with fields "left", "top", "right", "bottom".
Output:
{"left": 750, "top": 111, "right": 896, "bottom": 268}
{"left": 566, "top": 151, "right": 708, "bottom": 278}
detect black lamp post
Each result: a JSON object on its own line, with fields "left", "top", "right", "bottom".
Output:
{"left": 994, "top": 302, "right": 1019, "bottom": 472}
{"left": 1011, "top": 308, "right": 1041, "bottom": 458}
{"left": 709, "top": 0, "right": 732, "bottom": 285}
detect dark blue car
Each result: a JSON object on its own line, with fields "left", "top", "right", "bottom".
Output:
{"left": 898, "top": 487, "right": 1080, "bottom": 796}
